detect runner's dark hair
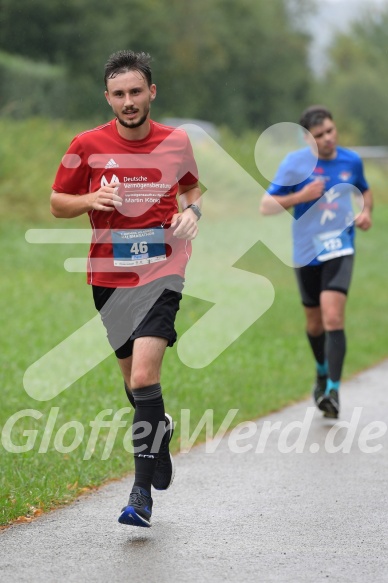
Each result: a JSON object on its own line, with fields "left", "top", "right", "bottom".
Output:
{"left": 299, "top": 105, "right": 333, "bottom": 130}
{"left": 104, "top": 50, "right": 152, "bottom": 88}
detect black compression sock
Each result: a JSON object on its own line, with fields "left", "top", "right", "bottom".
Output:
{"left": 307, "top": 332, "right": 326, "bottom": 366}
{"left": 132, "top": 383, "right": 165, "bottom": 493}
{"left": 327, "top": 329, "right": 346, "bottom": 383}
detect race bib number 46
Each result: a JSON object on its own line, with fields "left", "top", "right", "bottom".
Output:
{"left": 111, "top": 228, "right": 166, "bottom": 267}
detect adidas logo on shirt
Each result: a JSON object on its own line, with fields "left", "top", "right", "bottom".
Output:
{"left": 105, "top": 158, "right": 119, "bottom": 168}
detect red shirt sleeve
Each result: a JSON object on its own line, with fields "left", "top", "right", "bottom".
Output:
{"left": 52, "top": 137, "right": 91, "bottom": 195}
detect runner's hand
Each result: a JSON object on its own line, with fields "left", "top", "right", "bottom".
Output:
{"left": 171, "top": 210, "right": 199, "bottom": 240}
{"left": 355, "top": 209, "right": 372, "bottom": 230}
{"left": 88, "top": 183, "right": 122, "bottom": 212}
{"left": 297, "top": 179, "right": 325, "bottom": 203}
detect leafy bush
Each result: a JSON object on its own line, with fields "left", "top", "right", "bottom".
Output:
{"left": 0, "top": 51, "right": 68, "bottom": 119}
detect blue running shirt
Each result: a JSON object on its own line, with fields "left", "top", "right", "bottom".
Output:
{"left": 267, "top": 147, "right": 369, "bottom": 266}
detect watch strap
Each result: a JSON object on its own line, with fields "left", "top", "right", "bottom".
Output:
{"left": 185, "top": 203, "right": 202, "bottom": 220}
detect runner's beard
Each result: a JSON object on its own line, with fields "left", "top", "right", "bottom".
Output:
{"left": 117, "top": 109, "right": 149, "bottom": 129}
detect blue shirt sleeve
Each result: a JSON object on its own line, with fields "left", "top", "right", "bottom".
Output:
{"left": 267, "top": 148, "right": 316, "bottom": 196}
{"left": 267, "top": 156, "right": 294, "bottom": 195}
{"left": 353, "top": 155, "right": 369, "bottom": 193}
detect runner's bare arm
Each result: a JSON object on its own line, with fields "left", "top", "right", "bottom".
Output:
{"left": 171, "top": 183, "right": 202, "bottom": 240}
{"left": 178, "top": 182, "right": 202, "bottom": 209}
{"left": 50, "top": 185, "right": 123, "bottom": 218}
{"left": 355, "top": 189, "right": 373, "bottom": 230}
{"left": 260, "top": 180, "right": 325, "bottom": 215}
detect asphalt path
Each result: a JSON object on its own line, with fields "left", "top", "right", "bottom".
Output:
{"left": 1, "top": 361, "right": 387, "bottom": 583}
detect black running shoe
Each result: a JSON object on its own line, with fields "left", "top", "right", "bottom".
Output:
{"left": 118, "top": 486, "right": 153, "bottom": 527}
{"left": 152, "top": 413, "right": 175, "bottom": 491}
{"left": 317, "top": 389, "right": 340, "bottom": 419}
{"left": 313, "top": 374, "right": 327, "bottom": 406}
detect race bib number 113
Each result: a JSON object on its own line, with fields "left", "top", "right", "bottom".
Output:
{"left": 314, "top": 229, "right": 354, "bottom": 262}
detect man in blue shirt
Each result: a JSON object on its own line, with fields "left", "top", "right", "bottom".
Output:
{"left": 260, "top": 106, "right": 373, "bottom": 418}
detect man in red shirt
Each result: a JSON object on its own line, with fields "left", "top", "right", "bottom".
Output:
{"left": 51, "top": 50, "right": 202, "bottom": 527}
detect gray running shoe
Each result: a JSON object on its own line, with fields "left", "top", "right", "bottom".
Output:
{"left": 313, "top": 374, "right": 327, "bottom": 406}
{"left": 317, "top": 389, "right": 339, "bottom": 419}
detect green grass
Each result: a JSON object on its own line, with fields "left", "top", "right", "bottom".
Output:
{"left": 1, "top": 118, "right": 388, "bottom": 526}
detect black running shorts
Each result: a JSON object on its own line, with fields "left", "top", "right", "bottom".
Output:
{"left": 92, "top": 275, "right": 184, "bottom": 359}
{"left": 294, "top": 255, "right": 354, "bottom": 308}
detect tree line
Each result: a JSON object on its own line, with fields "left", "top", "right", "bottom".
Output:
{"left": 0, "top": 0, "right": 387, "bottom": 144}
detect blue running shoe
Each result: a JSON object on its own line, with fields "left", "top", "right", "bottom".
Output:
{"left": 118, "top": 486, "right": 153, "bottom": 527}
{"left": 152, "top": 413, "right": 175, "bottom": 491}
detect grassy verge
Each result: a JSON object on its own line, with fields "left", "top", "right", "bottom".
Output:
{"left": 1, "top": 118, "right": 387, "bottom": 525}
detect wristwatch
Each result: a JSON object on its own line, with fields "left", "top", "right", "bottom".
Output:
{"left": 185, "top": 204, "right": 202, "bottom": 220}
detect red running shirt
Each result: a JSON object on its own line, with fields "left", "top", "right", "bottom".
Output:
{"left": 53, "top": 119, "right": 199, "bottom": 287}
